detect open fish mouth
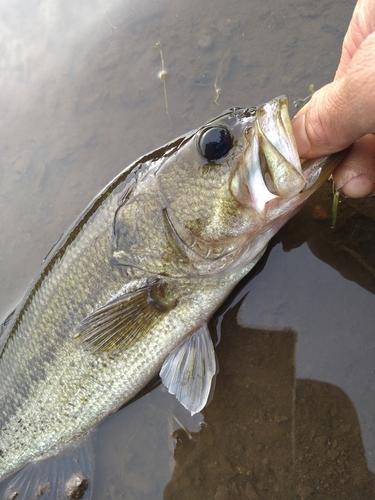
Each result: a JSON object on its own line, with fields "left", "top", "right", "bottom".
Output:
{"left": 230, "top": 95, "right": 332, "bottom": 215}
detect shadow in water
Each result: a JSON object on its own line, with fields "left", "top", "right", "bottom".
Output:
{"left": 280, "top": 181, "right": 375, "bottom": 295}
{"left": 164, "top": 186, "right": 375, "bottom": 499}
{"left": 164, "top": 310, "right": 375, "bottom": 499}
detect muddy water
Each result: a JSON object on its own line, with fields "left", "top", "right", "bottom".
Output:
{"left": 1, "top": 0, "right": 374, "bottom": 498}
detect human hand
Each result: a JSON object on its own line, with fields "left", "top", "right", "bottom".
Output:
{"left": 292, "top": 0, "right": 375, "bottom": 198}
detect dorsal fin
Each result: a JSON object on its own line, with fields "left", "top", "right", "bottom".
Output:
{"left": 1, "top": 309, "right": 16, "bottom": 335}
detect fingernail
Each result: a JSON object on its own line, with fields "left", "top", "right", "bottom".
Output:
{"left": 341, "top": 174, "right": 375, "bottom": 198}
{"left": 291, "top": 113, "right": 311, "bottom": 157}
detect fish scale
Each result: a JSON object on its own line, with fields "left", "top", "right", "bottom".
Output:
{"left": 1, "top": 273, "right": 241, "bottom": 475}
{"left": 0, "top": 97, "right": 344, "bottom": 496}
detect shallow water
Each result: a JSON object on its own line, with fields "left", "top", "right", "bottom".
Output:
{"left": 1, "top": 0, "right": 374, "bottom": 498}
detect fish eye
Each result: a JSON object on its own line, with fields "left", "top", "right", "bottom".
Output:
{"left": 197, "top": 126, "right": 233, "bottom": 162}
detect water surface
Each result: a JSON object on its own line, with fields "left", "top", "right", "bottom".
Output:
{"left": 1, "top": 0, "right": 374, "bottom": 498}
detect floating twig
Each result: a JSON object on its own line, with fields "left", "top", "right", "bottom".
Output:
{"left": 156, "top": 42, "right": 171, "bottom": 123}
{"left": 103, "top": 11, "right": 116, "bottom": 32}
{"left": 212, "top": 50, "right": 231, "bottom": 107}
{"left": 293, "top": 83, "right": 315, "bottom": 108}
{"left": 172, "top": 415, "right": 194, "bottom": 440}
{"left": 331, "top": 182, "right": 340, "bottom": 228}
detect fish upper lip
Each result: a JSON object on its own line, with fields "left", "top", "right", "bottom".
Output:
{"left": 233, "top": 96, "right": 309, "bottom": 214}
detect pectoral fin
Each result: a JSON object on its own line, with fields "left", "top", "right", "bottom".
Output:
{"left": 76, "top": 279, "right": 177, "bottom": 353}
{"left": 160, "top": 324, "right": 216, "bottom": 415}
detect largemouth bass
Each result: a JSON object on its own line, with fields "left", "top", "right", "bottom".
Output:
{"left": 0, "top": 96, "right": 343, "bottom": 499}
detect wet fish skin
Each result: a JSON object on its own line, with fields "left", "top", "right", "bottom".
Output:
{"left": 0, "top": 96, "right": 343, "bottom": 487}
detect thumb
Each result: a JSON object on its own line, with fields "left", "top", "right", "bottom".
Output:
{"left": 292, "top": 32, "right": 375, "bottom": 158}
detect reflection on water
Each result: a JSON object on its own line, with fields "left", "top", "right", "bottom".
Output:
{"left": 1, "top": 0, "right": 374, "bottom": 498}
{"left": 164, "top": 320, "right": 375, "bottom": 499}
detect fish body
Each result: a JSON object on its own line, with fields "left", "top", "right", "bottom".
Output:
{"left": 0, "top": 96, "right": 343, "bottom": 495}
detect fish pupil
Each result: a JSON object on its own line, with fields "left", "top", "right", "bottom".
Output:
{"left": 198, "top": 126, "right": 233, "bottom": 161}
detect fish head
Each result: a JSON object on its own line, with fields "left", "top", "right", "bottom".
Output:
{"left": 114, "top": 96, "right": 343, "bottom": 277}
{"left": 153, "top": 95, "right": 343, "bottom": 276}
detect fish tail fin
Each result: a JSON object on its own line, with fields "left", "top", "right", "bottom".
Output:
{"left": 1, "top": 432, "right": 95, "bottom": 500}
